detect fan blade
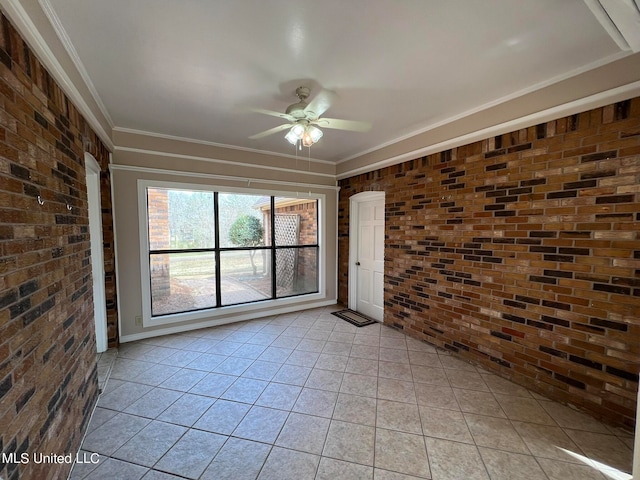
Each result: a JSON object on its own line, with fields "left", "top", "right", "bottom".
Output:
{"left": 249, "top": 124, "right": 292, "bottom": 140}
{"left": 251, "top": 108, "right": 296, "bottom": 122}
{"left": 304, "top": 89, "right": 336, "bottom": 119}
{"left": 314, "top": 117, "right": 372, "bottom": 132}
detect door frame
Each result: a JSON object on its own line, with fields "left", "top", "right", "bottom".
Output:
{"left": 85, "top": 152, "right": 108, "bottom": 352}
{"left": 348, "top": 190, "right": 385, "bottom": 321}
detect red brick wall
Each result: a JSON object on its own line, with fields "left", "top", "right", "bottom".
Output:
{"left": 339, "top": 98, "right": 640, "bottom": 428}
{"left": 0, "top": 13, "right": 113, "bottom": 480}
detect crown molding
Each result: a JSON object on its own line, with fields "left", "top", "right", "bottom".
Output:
{"left": 110, "top": 163, "right": 340, "bottom": 191}
{"left": 113, "top": 127, "right": 335, "bottom": 166}
{"left": 337, "top": 80, "right": 640, "bottom": 180}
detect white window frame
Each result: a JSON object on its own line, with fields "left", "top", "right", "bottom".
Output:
{"left": 138, "top": 179, "right": 326, "bottom": 327}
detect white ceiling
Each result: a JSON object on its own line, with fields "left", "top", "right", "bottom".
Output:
{"left": 39, "top": 0, "right": 634, "bottom": 163}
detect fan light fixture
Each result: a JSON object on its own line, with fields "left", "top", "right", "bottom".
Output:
{"left": 285, "top": 123, "right": 323, "bottom": 147}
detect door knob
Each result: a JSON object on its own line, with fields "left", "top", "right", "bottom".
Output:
{"left": 355, "top": 262, "right": 361, "bottom": 266}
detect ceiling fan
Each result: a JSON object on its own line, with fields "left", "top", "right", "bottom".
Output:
{"left": 249, "top": 86, "right": 371, "bottom": 147}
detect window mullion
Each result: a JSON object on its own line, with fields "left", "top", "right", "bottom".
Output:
{"left": 214, "top": 192, "right": 222, "bottom": 307}
{"left": 270, "top": 196, "right": 277, "bottom": 299}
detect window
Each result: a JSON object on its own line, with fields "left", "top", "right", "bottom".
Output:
{"left": 142, "top": 183, "right": 320, "bottom": 321}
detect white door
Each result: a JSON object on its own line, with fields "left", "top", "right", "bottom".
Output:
{"left": 85, "top": 153, "right": 108, "bottom": 352}
{"left": 349, "top": 192, "right": 385, "bottom": 322}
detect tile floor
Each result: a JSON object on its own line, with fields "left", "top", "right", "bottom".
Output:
{"left": 71, "top": 306, "right": 635, "bottom": 480}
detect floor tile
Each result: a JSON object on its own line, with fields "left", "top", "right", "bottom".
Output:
{"left": 346, "top": 356, "right": 378, "bottom": 376}
{"left": 275, "top": 412, "right": 330, "bottom": 454}
{"left": 292, "top": 388, "right": 338, "bottom": 418}
{"left": 184, "top": 338, "right": 216, "bottom": 353}
{"left": 154, "top": 429, "right": 226, "bottom": 479}
{"left": 438, "top": 354, "right": 477, "bottom": 371}
{"left": 305, "top": 368, "right": 344, "bottom": 392}
{"left": 97, "top": 381, "right": 153, "bottom": 411}
{"left": 512, "top": 421, "right": 584, "bottom": 463}
{"left": 480, "top": 373, "right": 532, "bottom": 398}
{"left": 123, "top": 387, "right": 182, "bottom": 419}
{"left": 379, "top": 347, "right": 409, "bottom": 364}
{"left": 494, "top": 394, "right": 556, "bottom": 425}
{"left": 408, "top": 351, "right": 441, "bottom": 368}
{"left": 156, "top": 393, "right": 214, "bottom": 427}
{"left": 283, "top": 326, "right": 309, "bottom": 338}
{"left": 453, "top": 389, "right": 505, "bottom": 417}
{"left": 316, "top": 457, "right": 373, "bottom": 480}
{"left": 86, "top": 407, "right": 118, "bottom": 434}
{"left": 323, "top": 341, "right": 352, "bottom": 356}
{"left": 272, "top": 364, "right": 312, "bottom": 386}
{"left": 377, "top": 378, "right": 416, "bottom": 403}
{"left": 208, "top": 340, "right": 243, "bottom": 355}
{"left": 200, "top": 437, "right": 271, "bottom": 480}
{"left": 373, "top": 468, "right": 425, "bottom": 479}
{"left": 231, "top": 343, "right": 267, "bottom": 359}
{"left": 376, "top": 399, "right": 422, "bottom": 434}
{"left": 112, "top": 420, "right": 186, "bottom": 467}
{"left": 323, "top": 420, "right": 375, "bottom": 466}
{"left": 83, "top": 457, "right": 148, "bottom": 480}
{"left": 314, "top": 353, "right": 349, "bottom": 371}
{"left": 341, "top": 373, "right": 378, "bottom": 397}
{"left": 142, "top": 470, "right": 196, "bottom": 480}
{"left": 220, "top": 377, "right": 268, "bottom": 403}
{"left": 353, "top": 334, "right": 380, "bottom": 347}
{"left": 350, "top": 344, "right": 380, "bottom": 360}
{"left": 258, "top": 346, "right": 293, "bottom": 363}
{"left": 563, "top": 428, "right": 633, "bottom": 473}
{"left": 158, "top": 350, "right": 201, "bottom": 367}
{"left": 132, "top": 364, "right": 181, "bottom": 386}
{"left": 426, "top": 437, "right": 489, "bottom": 480}
{"left": 538, "top": 400, "right": 611, "bottom": 433}
{"left": 328, "top": 330, "right": 355, "bottom": 343}
{"left": 257, "top": 446, "right": 319, "bottom": 480}
{"left": 82, "top": 307, "right": 629, "bottom": 480}
{"left": 255, "top": 382, "right": 301, "bottom": 410}
{"left": 241, "top": 360, "right": 281, "bottom": 381}
{"left": 445, "top": 369, "right": 490, "bottom": 392}
{"left": 411, "top": 366, "right": 450, "bottom": 386}
{"left": 246, "top": 332, "right": 279, "bottom": 346}
{"left": 233, "top": 405, "right": 289, "bottom": 443}
{"left": 536, "top": 457, "right": 608, "bottom": 480}
{"left": 159, "top": 368, "right": 207, "bottom": 392}
{"left": 406, "top": 337, "right": 437, "bottom": 353}
{"left": 69, "top": 451, "right": 105, "bottom": 479}
{"left": 333, "top": 393, "right": 377, "bottom": 426}
{"left": 414, "top": 383, "right": 459, "bottom": 410}
{"left": 464, "top": 412, "right": 530, "bottom": 454}
{"left": 212, "top": 356, "right": 254, "bottom": 375}
{"left": 270, "top": 335, "right": 302, "bottom": 349}
{"left": 194, "top": 399, "right": 251, "bottom": 434}
{"left": 186, "top": 353, "right": 227, "bottom": 371}
{"left": 285, "top": 349, "right": 320, "bottom": 367}
{"left": 189, "top": 372, "right": 237, "bottom": 397}
{"left": 304, "top": 330, "right": 332, "bottom": 342}
{"left": 378, "top": 361, "right": 413, "bottom": 381}
{"left": 375, "top": 429, "right": 430, "bottom": 478}
{"left": 478, "top": 447, "right": 548, "bottom": 480}
{"left": 82, "top": 413, "right": 150, "bottom": 456}
{"left": 379, "top": 335, "right": 407, "bottom": 350}
{"left": 419, "top": 405, "right": 474, "bottom": 443}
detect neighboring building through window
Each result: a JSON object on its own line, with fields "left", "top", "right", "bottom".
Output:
{"left": 144, "top": 185, "right": 320, "bottom": 319}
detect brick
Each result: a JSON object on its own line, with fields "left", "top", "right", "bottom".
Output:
{"left": 339, "top": 97, "right": 640, "bottom": 428}
{"left": 0, "top": 12, "right": 113, "bottom": 480}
